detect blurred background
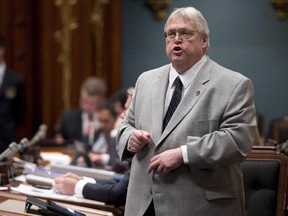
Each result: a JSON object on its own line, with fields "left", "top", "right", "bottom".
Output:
{"left": 0, "top": 0, "right": 287, "bottom": 144}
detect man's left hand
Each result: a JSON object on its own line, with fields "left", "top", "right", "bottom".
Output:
{"left": 147, "top": 147, "right": 183, "bottom": 174}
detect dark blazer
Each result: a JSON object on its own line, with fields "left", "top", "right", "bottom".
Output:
{"left": 59, "top": 108, "right": 102, "bottom": 146}
{"left": 82, "top": 169, "right": 130, "bottom": 206}
{"left": 107, "top": 136, "right": 128, "bottom": 173}
{"left": 59, "top": 108, "right": 84, "bottom": 143}
{"left": 0, "top": 67, "right": 24, "bottom": 152}
{"left": 59, "top": 109, "right": 127, "bottom": 172}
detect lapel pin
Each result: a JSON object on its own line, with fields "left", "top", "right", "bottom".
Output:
{"left": 196, "top": 91, "right": 200, "bottom": 96}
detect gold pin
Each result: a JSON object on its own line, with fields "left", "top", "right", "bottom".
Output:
{"left": 196, "top": 91, "right": 200, "bottom": 96}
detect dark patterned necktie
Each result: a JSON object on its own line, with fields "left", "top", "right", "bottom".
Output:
{"left": 163, "top": 76, "right": 183, "bottom": 131}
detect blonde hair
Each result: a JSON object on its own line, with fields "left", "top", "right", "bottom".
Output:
{"left": 165, "top": 7, "right": 210, "bottom": 48}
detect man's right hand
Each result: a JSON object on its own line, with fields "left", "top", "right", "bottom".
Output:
{"left": 127, "top": 130, "right": 150, "bottom": 153}
{"left": 54, "top": 174, "right": 80, "bottom": 195}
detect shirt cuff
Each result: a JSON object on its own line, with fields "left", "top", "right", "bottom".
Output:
{"left": 74, "top": 177, "right": 96, "bottom": 198}
{"left": 83, "top": 176, "right": 96, "bottom": 183}
{"left": 101, "top": 153, "right": 110, "bottom": 165}
{"left": 181, "top": 145, "right": 189, "bottom": 164}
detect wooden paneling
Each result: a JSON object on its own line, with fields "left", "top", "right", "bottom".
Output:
{"left": 0, "top": 0, "right": 34, "bottom": 140}
{"left": 0, "top": 0, "right": 121, "bottom": 139}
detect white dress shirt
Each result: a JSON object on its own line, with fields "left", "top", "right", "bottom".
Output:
{"left": 165, "top": 55, "right": 207, "bottom": 163}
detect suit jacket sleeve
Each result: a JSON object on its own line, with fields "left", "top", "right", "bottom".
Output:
{"left": 82, "top": 171, "right": 130, "bottom": 206}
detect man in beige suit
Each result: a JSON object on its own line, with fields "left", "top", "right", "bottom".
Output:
{"left": 117, "top": 7, "right": 257, "bottom": 216}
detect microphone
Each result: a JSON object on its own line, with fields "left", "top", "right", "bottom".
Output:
{"left": 0, "top": 138, "right": 30, "bottom": 162}
{"left": 22, "top": 124, "right": 48, "bottom": 149}
{"left": 17, "top": 138, "right": 29, "bottom": 151}
{"left": 0, "top": 142, "right": 18, "bottom": 162}
{"left": 10, "top": 138, "right": 29, "bottom": 158}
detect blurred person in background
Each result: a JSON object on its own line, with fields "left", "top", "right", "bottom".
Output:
{"left": 0, "top": 36, "right": 25, "bottom": 153}
{"left": 109, "top": 88, "right": 128, "bottom": 130}
{"left": 55, "top": 76, "right": 107, "bottom": 150}
{"left": 53, "top": 87, "right": 135, "bottom": 206}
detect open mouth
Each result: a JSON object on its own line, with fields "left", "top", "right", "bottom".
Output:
{"left": 172, "top": 46, "right": 182, "bottom": 55}
{"left": 173, "top": 46, "right": 182, "bottom": 51}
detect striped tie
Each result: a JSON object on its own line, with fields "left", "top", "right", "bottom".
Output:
{"left": 163, "top": 76, "right": 183, "bottom": 131}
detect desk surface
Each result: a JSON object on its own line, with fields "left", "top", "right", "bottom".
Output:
{"left": 0, "top": 145, "right": 124, "bottom": 216}
{"left": 0, "top": 190, "right": 120, "bottom": 216}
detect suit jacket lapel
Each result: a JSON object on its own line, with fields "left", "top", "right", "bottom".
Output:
{"left": 151, "top": 65, "right": 170, "bottom": 142}
{"left": 158, "top": 59, "right": 212, "bottom": 145}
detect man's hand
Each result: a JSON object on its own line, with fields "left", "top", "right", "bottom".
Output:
{"left": 54, "top": 172, "right": 81, "bottom": 195}
{"left": 127, "top": 130, "right": 150, "bottom": 153}
{"left": 89, "top": 152, "right": 103, "bottom": 165}
{"left": 147, "top": 147, "right": 183, "bottom": 174}
{"left": 62, "top": 172, "right": 82, "bottom": 181}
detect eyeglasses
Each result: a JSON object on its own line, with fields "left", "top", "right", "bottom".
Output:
{"left": 164, "top": 29, "right": 198, "bottom": 40}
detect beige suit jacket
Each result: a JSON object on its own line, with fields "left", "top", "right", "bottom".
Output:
{"left": 117, "top": 57, "right": 257, "bottom": 216}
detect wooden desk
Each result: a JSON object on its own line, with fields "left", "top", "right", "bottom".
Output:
{"left": 0, "top": 190, "right": 122, "bottom": 216}
{"left": 0, "top": 143, "right": 124, "bottom": 216}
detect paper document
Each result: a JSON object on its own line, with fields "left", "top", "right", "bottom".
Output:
{"left": 40, "top": 152, "right": 71, "bottom": 165}
{"left": 0, "top": 187, "right": 8, "bottom": 191}
{"left": 11, "top": 184, "right": 105, "bottom": 206}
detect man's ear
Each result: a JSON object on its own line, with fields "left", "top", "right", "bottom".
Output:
{"left": 202, "top": 36, "right": 209, "bottom": 50}
{"left": 202, "top": 36, "right": 208, "bottom": 46}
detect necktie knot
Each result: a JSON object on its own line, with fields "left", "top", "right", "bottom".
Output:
{"left": 174, "top": 76, "right": 183, "bottom": 91}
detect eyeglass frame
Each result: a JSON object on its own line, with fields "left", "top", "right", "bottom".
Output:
{"left": 164, "top": 29, "right": 198, "bottom": 40}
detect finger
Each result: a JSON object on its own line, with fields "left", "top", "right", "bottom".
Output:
{"left": 127, "top": 145, "right": 136, "bottom": 152}
{"left": 129, "top": 140, "right": 143, "bottom": 152}
{"left": 157, "top": 165, "right": 164, "bottom": 174}
{"left": 142, "top": 131, "right": 151, "bottom": 139}
{"left": 147, "top": 160, "right": 159, "bottom": 174}
{"left": 53, "top": 184, "right": 60, "bottom": 193}
{"left": 147, "top": 164, "right": 153, "bottom": 174}
{"left": 162, "top": 167, "right": 171, "bottom": 174}
{"left": 150, "top": 154, "right": 159, "bottom": 163}
{"left": 63, "top": 172, "right": 73, "bottom": 177}
{"left": 139, "top": 131, "right": 150, "bottom": 142}
{"left": 54, "top": 178, "right": 61, "bottom": 184}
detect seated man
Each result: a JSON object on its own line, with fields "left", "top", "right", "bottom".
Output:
{"left": 54, "top": 171, "right": 129, "bottom": 206}
{"left": 55, "top": 76, "right": 107, "bottom": 148}
{"left": 88, "top": 101, "right": 128, "bottom": 172}
{"left": 53, "top": 88, "right": 134, "bottom": 206}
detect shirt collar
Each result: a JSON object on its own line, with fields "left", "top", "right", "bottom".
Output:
{"left": 169, "top": 55, "right": 207, "bottom": 89}
{"left": 82, "top": 112, "right": 96, "bottom": 121}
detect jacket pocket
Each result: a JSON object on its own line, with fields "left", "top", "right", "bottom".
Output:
{"left": 205, "top": 186, "right": 237, "bottom": 200}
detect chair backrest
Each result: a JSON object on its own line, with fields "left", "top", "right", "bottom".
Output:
{"left": 242, "top": 146, "right": 288, "bottom": 216}
{"left": 271, "top": 117, "right": 288, "bottom": 143}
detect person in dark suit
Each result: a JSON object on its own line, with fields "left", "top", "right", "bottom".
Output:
{"left": 55, "top": 76, "right": 107, "bottom": 148}
{"left": 54, "top": 170, "right": 130, "bottom": 206}
{"left": 88, "top": 101, "right": 129, "bottom": 172}
{"left": 116, "top": 7, "right": 257, "bottom": 216}
{"left": 0, "top": 36, "right": 25, "bottom": 153}
{"left": 109, "top": 88, "right": 128, "bottom": 130}
{"left": 53, "top": 88, "right": 134, "bottom": 206}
